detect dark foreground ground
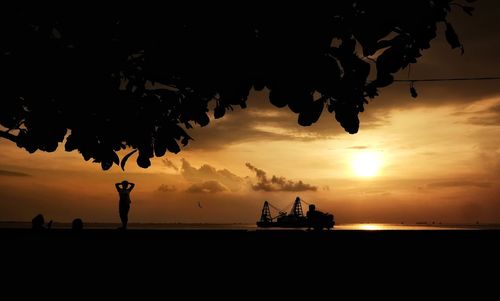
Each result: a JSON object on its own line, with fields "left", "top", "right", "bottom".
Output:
{"left": 1, "top": 229, "right": 499, "bottom": 294}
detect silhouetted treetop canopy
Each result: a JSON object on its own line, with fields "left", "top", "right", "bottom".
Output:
{"left": 0, "top": 1, "right": 474, "bottom": 169}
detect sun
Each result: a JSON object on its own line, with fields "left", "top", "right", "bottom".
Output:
{"left": 351, "top": 151, "right": 383, "bottom": 177}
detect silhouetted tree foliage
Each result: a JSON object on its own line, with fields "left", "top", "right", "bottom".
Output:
{"left": 0, "top": 1, "right": 474, "bottom": 169}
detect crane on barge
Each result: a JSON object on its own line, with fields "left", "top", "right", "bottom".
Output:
{"left": 257, "top": 197, "right": 335, "bottom": 230}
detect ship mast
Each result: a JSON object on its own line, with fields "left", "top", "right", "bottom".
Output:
{"left": 259, "top": 201, "right": 273, "bottom": 222}
{"left": 290, "top": 197, "right": 304, "bottom": 217}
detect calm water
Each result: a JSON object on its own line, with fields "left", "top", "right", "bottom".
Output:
{"left": 1, "top": 221, "right": 499, "bottom": 230}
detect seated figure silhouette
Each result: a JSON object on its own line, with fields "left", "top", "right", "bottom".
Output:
{"left": 115, "top": 180, "right": 135, "bottom": 230}
{"left": 72, "top": 218, "right": 84, "bottom": 232}
{"left": 31, "top": 214, "right": 52, "bottom": 231}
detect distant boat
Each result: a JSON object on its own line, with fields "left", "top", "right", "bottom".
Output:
{"left": 257, "top": 197, "right": 335, "bottom": 230}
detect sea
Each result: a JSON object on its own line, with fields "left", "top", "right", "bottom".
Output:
{"left": 1, "top": 221, "right": 499, "bottom": 230}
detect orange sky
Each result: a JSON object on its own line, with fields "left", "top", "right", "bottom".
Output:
{"left": 1, "top": 1, "right": 500, "bottom": 224}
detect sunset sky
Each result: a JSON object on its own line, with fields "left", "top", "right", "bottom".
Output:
{"left": 1, "top": 1, "right": 500, "bottom": 224}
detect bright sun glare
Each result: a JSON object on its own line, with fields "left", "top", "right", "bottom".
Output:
{"left": 352, "top": 151, "right": 383, "bottom": 177}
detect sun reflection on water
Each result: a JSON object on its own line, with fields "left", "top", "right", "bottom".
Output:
{"left": 357, "top": 224, "right": 383, "bottom": 230}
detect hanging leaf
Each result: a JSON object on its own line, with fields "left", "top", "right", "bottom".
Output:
{"left": 196, "top": 112, "right": 210, "bottom": 127}
{"left": 298, "top": 98, "right": 324, "bottom": 126}
{"left": 269, "top": 89, "right": 289, "bottom": 108}
{"left": 101, "top": 160, "right": 113, "bottom": 171}
{"left": 214, "top": 105, "right": 225, "bottom": 119}
{"left": 154, "top": 140, "right": 167, "bottom": 157}
{"left": 166, "top": 139, "right": 180, "bottom": 153}
{"left": 120, "top": 149, "right": 138, "bottom": 171}
{"left": 111, "top": 151, "right": 119, "bottom": 165}
{"left": 137, "top": 153, "right": 151, "bottom": 168}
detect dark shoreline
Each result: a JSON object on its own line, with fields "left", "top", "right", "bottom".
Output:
{"left": 1, "top": 229, "right": 499, "bottom": 287}
{"left": 2, "top": 228, "right": 499, "bottom": 255}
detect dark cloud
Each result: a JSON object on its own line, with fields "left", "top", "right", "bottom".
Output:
{"left": 162, "top": 158, "right": 179, "bottom": 171}
{"left": 427, "top": 181, "right": 491, "bottom": 189}
{"left": 347, "top": 146, "right": 369, "bottom": 150}
{"left": 453, "top": 103, "right": 500, "bottom": 126}
{"left": 0, "top": 169, "right": 30, "bottom": 177}
{"left": 465, "top": 104, "right": 500, "bottom": 126}
{"left": 467, "top": 115, "right": 500, "bottom": 126}
{"left": 186, "top": 180, "right": 227, "bottom": 193}
{"left": 181, "top": 159, "right": 244, "bottom": 191}
{"left": 157, "top": 184, "right": 177, "bottom": 192}
{"left": 245, "top": 163, "right": 317, "bottom": 192}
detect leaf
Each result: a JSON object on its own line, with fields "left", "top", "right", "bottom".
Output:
{"left": 137, "top": 153, "right": 151, "bottom": 168}
{"left": 154, "top": 141, "right": 167, "bottom": 157}
{"left": 64, "top": 135, "right": 78, "bottom": 152}
{"left": 445, "top": 22, "right": 462, "bottom": 53}
{"left": 166, "top": 139, "right": 180, "bottom": 153}
{"left": 298, "top": 98, "right": 324, "bottom": 126}
{"left": 181, "top": 136, "right": 190, "bottom": 146}
{"left": 101, "top": 160, "right": 113, "bottom": 171}
{"left": 111, "top": 151, "right": 119, "bottom": 165}
{"left": 196, "top": 113, "right": 210, "bottom": 127}
{"left": 214, "top": 105, "right": 225, "bottom": 119}
{"left": 120, "top": 149, "right": 138, "bottom": 171}
{"left": 269, "top": 89, "right": 288, "bottom": 108}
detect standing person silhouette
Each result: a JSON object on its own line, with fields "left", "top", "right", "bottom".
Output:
{"left": 115, "top": 180, "right": 135, "bottom": 230}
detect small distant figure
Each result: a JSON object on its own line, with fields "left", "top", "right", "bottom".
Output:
{"left": 31, "top": 214, "right": 52, "bottom": 231}
{"left": 115, "top": 180, "right": 135, "bottom": 230}
{"left": 72, "top": 218, "right": 84, "bottom": 232}
{"left": 198, "top": 201, "right": 203, "bottom": 208}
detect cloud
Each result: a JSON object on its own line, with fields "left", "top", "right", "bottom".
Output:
{"left": 0, "top": 169, "right": 30, "bottom": 177}
{"left": 157, "top": 184, "right": 177, "bottom": 192}
{"left": 347, "top": 146, "right": 369, "bottom": 150}
{"left": 186, "top": 180, "right": 227, "bottom": 193}
{"left": 427, "top": 181, "right": 491, "bottom": 189}
{"left": 245, "top": 163, "right": 317, "bottom": 192}
{"left": 465, "top": 104, "right": 500, "bottom": 126}
{"left": 162, "top": 158, "right": 179, "bottom": 171}
{"left": 181, "top": 159, "right": 244, "bottom": 191}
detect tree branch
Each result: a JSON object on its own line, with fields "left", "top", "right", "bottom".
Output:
{"left": 0, "top": 131, "right": 19, "bottom": 143}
